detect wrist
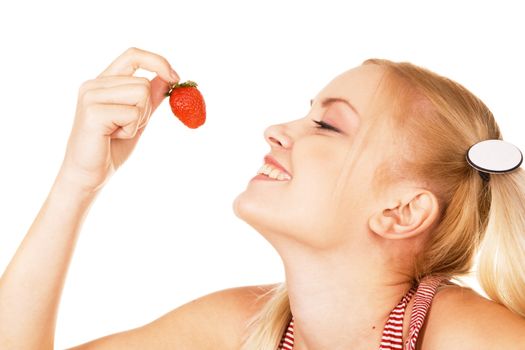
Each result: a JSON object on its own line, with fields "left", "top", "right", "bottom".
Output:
{"left": 51, "top": 168, "right": 101, "bottom": 202}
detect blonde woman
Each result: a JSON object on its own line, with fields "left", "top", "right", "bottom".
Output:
{"left": 1, "top": 47, "right": 524, "bottom": 350}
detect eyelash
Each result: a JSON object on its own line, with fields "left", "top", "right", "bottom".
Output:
{"left": 312, "top": 120, "right": 340, "bottom": 133}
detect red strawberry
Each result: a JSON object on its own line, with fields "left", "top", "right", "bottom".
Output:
{"left": 165, "top": 80, "right": 206, "bottom": 129}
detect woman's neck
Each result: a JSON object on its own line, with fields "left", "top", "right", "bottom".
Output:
{"left": 282, "top": 247, "right": 414, "bottom": 350}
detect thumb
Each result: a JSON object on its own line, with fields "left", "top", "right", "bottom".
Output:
{"left": 150, "top": 75, "right": 172, "bottom": 112}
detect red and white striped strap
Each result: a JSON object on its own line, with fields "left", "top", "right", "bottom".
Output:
{"left": 378, "top": 285, "right": 417, "bottom": 349}
{"left": 404, "top": 275, "right": 448, "bottom": 350}
{"left": 278, "top": 317, "right": 295, "bottom": 350}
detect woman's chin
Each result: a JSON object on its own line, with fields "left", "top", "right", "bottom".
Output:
{"left": 232, "top": 191, "right": 272, "bottom": 226}
{"left": 232, "top": 193, "right": 243, "bottom": 219}
{"left": 232, "top": 191, "right": 256, "bottom": 221}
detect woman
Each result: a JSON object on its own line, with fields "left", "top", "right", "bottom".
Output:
{"left": 0, "top": 47, "right": 524, "bottom": 349}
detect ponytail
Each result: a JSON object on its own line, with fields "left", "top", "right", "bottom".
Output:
{"left": 478, "top": 168, "right": 525, "bottom": 317}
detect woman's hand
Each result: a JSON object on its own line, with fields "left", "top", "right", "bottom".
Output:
{"left": 58, "top": 47, "right": 180, "bottom": 192}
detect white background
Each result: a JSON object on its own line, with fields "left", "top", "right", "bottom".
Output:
{"left": 1, "top": 1, "right": 524, "bottom": 348}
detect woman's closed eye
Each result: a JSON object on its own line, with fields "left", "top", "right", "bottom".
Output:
{"left": 312, "top": 119, "right": 341, "bottom": 133}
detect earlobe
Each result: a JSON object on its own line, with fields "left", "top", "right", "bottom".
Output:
{"left": 368, "top": 190, "right": 439, "bottom": 240}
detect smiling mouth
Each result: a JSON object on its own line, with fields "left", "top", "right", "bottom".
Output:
{"left": 256, "top": 163, "right": 292, "bottom": 181}
{"left": 251, "top": 173, "right": 291, "bottom": 182}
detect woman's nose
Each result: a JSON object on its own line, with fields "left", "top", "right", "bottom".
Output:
{"left": 264, "top": 123, "right": 292, "bottom": 149}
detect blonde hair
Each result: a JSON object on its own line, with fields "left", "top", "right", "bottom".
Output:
{"left": 241, "top": 59, "right": 525, "bottom": 349}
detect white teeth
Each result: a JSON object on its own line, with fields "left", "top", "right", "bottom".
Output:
{"left": 256, "top": 163, "right": 292, "bottom": 180}
{"left": 268, "top": 169, "right": 281, "bottom": 179}
{"left": 262, "top": 164, "right": 272, "bottom": 175}
{"left": 257, "top": 164, "right": 272, "bottom": 175}
{"left": 280, "top": 172, "right": 292, "bottom": 180}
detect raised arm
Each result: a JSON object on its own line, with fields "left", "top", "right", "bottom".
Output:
{"left": 0, "top": 47, "right": 178, "bottom": 349}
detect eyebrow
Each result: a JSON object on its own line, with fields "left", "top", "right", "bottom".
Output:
{"left": 310, "top": 97, "right": 360, "bottom": 118}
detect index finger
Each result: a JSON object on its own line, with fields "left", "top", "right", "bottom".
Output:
{"left": 97, "top": 47, "right": 180, "bottom": 83}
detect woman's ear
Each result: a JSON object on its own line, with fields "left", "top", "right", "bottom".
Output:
{"left": 368, "top": 189, "right": 440, "bottom": 240}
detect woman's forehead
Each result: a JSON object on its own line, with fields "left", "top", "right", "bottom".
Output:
{"left": 314, "top": 64, "right": 387, "bottom": 118}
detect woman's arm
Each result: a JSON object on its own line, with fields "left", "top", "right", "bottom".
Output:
{"left": 0, "top": 47, "right": 178, "bottom": 349}
{"left": 0, "top": 173, "right": 98, "bottom": 349}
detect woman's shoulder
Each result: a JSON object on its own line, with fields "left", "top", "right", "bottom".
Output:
{"left": 419, "top": 283, "right": 525, "bottom": 349}
{"left": 197, "top": 283, "right": 280, "bottom": 324}
{"left": 67, "top": 283, "right": 279, "bottom": 350}
{"left": 168, "top": 283, "right": 280, "bottom": 348}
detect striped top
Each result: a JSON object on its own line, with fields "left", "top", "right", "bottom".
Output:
{"left": 278, "top": 275, "right": 449, "bottom": 350}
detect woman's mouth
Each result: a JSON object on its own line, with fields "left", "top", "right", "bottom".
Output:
{"left": 256, "top": 163, "right": 292, "bottom": 180}
{"left": 249, "top": 154, "right": 293, "bottom": 182}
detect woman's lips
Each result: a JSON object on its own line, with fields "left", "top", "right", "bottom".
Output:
{"left": 249, "top": 154, "right": 293, "bottom": 182}
{"left": 250, "top": 173, "right": 286, "bottom": 181}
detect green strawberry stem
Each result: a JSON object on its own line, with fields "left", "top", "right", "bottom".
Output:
{"left": 165, "top": 80, "right": 198, "bottom": 97}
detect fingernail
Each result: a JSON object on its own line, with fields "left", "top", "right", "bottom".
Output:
{"left": 170, "top": 68, "right": 180, "bottom": 81}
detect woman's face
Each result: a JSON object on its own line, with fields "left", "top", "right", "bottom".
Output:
{"left": 233, "top": 64, "right": 394, "bottom": 250}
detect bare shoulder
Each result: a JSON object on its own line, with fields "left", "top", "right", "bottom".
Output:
{"left": 68, "top": 283, "right": 279, "bottom": 350}
{"left": 419, "top": 284, "right": 525, "bottom": 350}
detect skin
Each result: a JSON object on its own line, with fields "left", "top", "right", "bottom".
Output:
{"left": 1, "top": 48, "right": 524, "bottom": 350}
